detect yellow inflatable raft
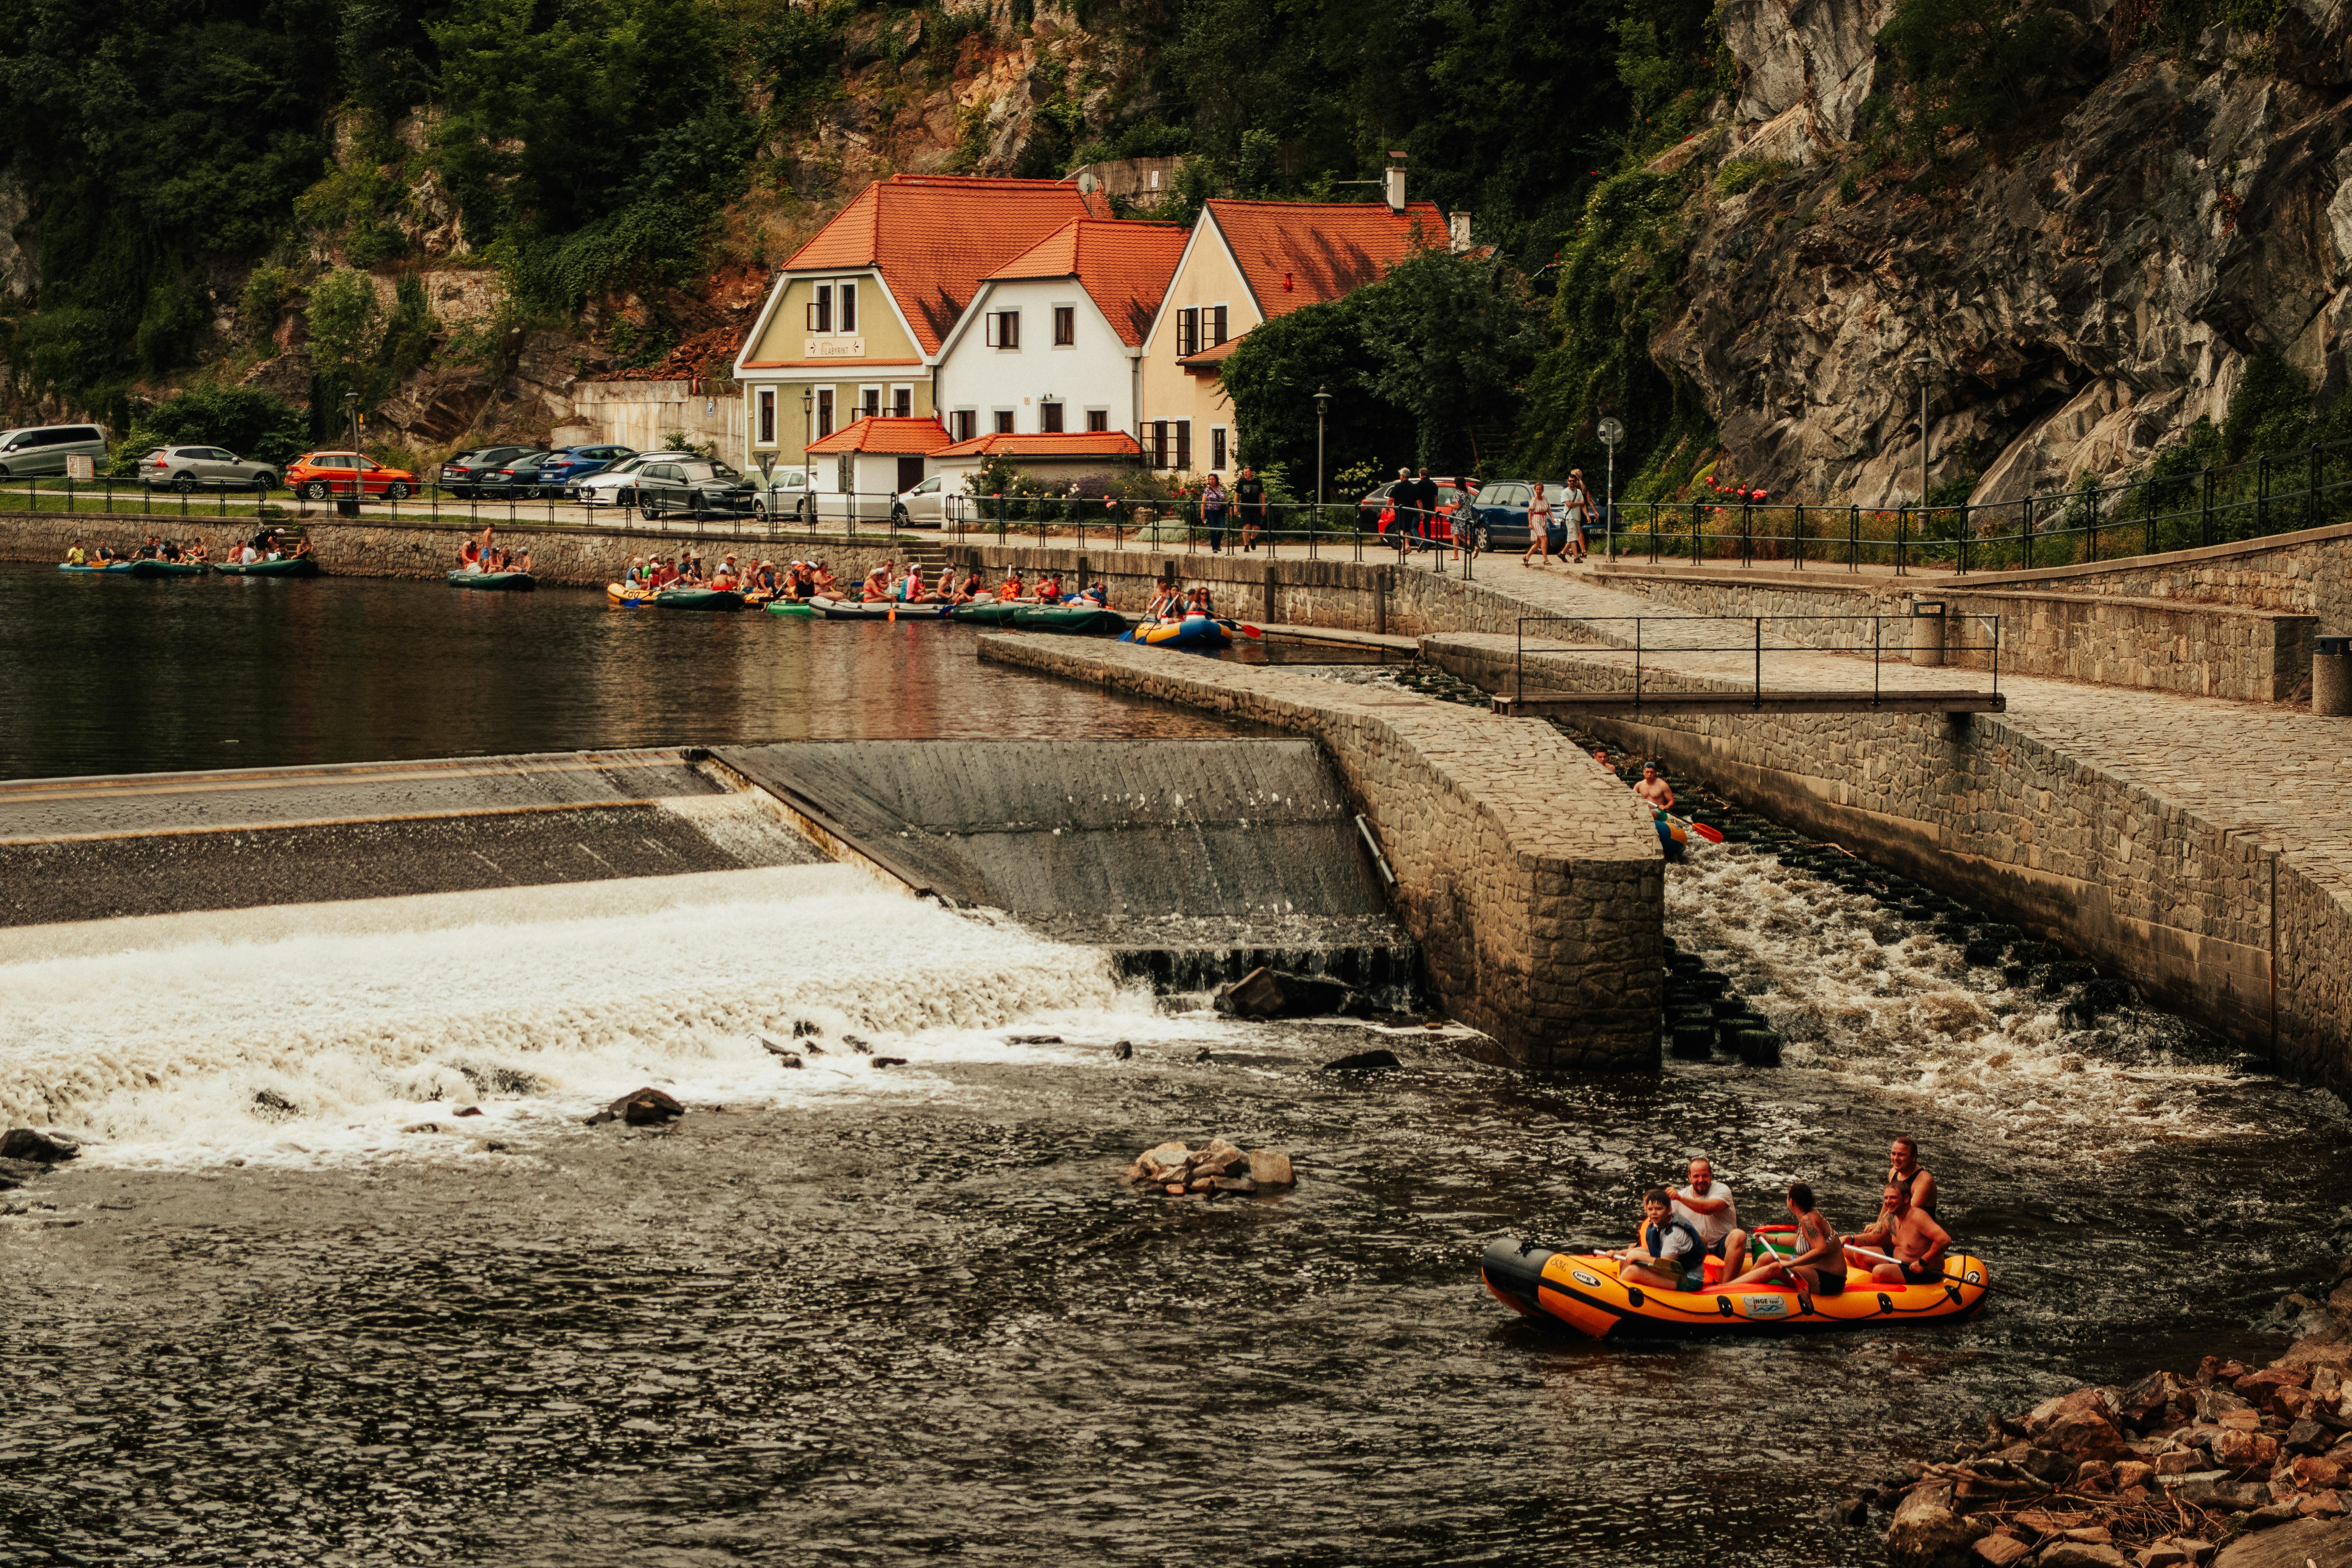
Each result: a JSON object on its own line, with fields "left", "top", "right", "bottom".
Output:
{"left": 1481, "top": 1236, "right": 1990, "bottom": 1337}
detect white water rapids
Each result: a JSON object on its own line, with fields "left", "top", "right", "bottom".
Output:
{"left": 0, "top": 864, "right": 1161, "bottom": 1169}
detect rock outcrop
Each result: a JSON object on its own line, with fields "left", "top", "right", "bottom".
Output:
{"left": 1656, "top": 5, "right": 2352, "bottom": 507}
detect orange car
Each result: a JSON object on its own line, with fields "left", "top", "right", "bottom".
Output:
{"left": 286, "top": 451, "right": 417, "bottom": 501}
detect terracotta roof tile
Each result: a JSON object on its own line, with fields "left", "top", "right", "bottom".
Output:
{"left": 1205, "top": 198, "right": 1448, "bottom": 322}
{"left": 780, "top": 176, "right": 1103, "bottom": 354}
{"left": 805, "top": 416, "right": 954, "bottom": 455}
{"left": 936, "top": 430, "right": 1143, "bottom": 459}
{"left": 983, "top": 219, "right": 1190, "bottom": 346}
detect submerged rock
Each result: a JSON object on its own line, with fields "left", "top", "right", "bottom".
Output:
{"left": 1123, "top": 1138, "right": 1296, "bottom": 1193}
{"left": 0, "top": 1129, "right": 81, "bottom": 1163}
{"left": 1321, "top": 1049, "right": 1401, "bottom": 1073}
{"left": 587, "top": 1087, "right": 685, "bottom": 1127}
{"left": 1111, "top": 1041, "right": 1133, "bottom": 1060}
{"left": 1211, "top": 966, "right": 1359, "bottom": 1019}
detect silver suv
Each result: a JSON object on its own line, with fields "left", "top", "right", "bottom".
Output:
{"left": 0, "top": 423, "right": 107, "bottom": 478}
{"left": 139, "top": 445, "right": 280, "bottom": 493}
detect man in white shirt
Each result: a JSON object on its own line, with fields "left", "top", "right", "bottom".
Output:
{"left": 1671, "top": 1156, "right": 1748, "bottom": 1287}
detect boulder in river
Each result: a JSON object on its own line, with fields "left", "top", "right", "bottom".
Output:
{"left": 1211, "top": 966, "right": 1358, "bottom": 1019}
{"left": 1321, "top": 1049, "right": 1401, "bottom": 1073}
{"left": 586, "top": 1087, "right": 685, "bottom": 1126}
{"left": 1123, "top": 1138, "right": 1297, "bottom": 1193}
{"left": 0, "top": 1129, "right": 81, "bottom": 1163}
{"left": 1885, "top": 1482, "right": 1984, "bottom": 1568}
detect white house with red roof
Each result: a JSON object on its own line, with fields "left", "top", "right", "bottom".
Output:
{"left": 931, "top": 217, "right": 1188, "bottom": 449}
{"left": 730, "top": 174, "right": 1100, "bottom": 475}
{"left": 1137, "top": 192, "right": 1446, "bottom": 480}
{"left": 802, "top": 415, "right": 954, "bottom": 517}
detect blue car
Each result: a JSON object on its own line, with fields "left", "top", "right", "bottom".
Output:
{"left": 534, "top": 444, "right": 636, "bottom": 494}
{"left": 1459, "top": 479, "right": 1583, "bottom": 552}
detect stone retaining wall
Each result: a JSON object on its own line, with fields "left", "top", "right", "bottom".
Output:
{"left": 1422, "top": 632, "right": 2352, "bottom": 1095}
{"left": 975, "top": 632, "right": 1666, "bottom": 1070}
{"left": 1585, "top": 569, "right": 2317, "bottom": 703}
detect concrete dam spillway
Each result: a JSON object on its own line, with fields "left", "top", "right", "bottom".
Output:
{"left": 708, "top": 739, "right": 1414, "bottom": 997}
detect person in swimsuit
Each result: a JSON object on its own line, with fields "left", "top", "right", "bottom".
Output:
{"left": 1616, "top": 1188, "right": 1706, "bottom": 1293}
{"left": 1888, "top": 1135, "right": 1938, "bottom": 1216}
{"left": 1851, "top": 1179, "right": 1951, "bottom": 1285}
{"left": 862, "top": 562, "right": 893, "bottom": 602}
{"left": 1723, "top": 1182, "right": 1846, "bottom": 1294}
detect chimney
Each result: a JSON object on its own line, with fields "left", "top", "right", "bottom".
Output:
{"left": 1384, "top": 151, "right": 1408, "bottom": 213}
{"left": 1449, "top": 210, "right": 1472, "bottom": 253}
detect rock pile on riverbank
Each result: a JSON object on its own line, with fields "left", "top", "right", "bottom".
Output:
{"left": 1122, "top": 1138, "right": 1295, "bottom": 1197}
{"left": 1883, "top": 1256, "right": 2352, "bottom": 1567}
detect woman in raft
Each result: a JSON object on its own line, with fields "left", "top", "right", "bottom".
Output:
{"left": 934, "top": 565, "right": 959, "bottom": 603}
{"left": 860, "top": 561, "right": 895, "bottom": 602}
{"left": 897, "top": 563, "right": 935, "bottom": 603}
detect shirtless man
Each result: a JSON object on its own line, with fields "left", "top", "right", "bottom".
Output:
{"left": 1634, "top": 762, "right": 1675, "bottom": 814}
{"left": 1851, "top": 1179, "right": 1951, "bottom": 1286}
{"left": 1888, "top": 1135, "right": 1938, "bottom": 1217}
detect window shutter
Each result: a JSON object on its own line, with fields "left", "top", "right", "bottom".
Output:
{"left": 1004, "top": 311, "right": 1019, "bottom": 348}
{"left": 1174, "top": 420, "right": 1191, "bottom": 471}
{"left": 1151, "top": 420, "right": 1168, "bottom": 469}
{"left": 841, "top": 283, "right": 857, "bottom": 333}
{"left": 1178, "top": 308, "right": 1198, "bottom": 357}
{"left": 1211, "top": 306, "right": 1228, "bottom": 345}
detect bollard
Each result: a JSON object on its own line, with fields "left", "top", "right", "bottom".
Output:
{"left": 2317, "top": 634, "right": 2352, "bottom": 716}
{"left": 1909, "top": 597, "right": 1948, "bottom": 668}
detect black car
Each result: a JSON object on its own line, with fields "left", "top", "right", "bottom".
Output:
{"left": 633, "top": 458, "right": 756, "bottom": 519}
{"left": 476, "top": 450, "right": 565, "bottom": 500}
{"left": 439, "top": 445, "right": 541, "bottom": 498}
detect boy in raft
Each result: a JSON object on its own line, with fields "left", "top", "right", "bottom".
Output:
{"left": 1850, "top": 1179, "right": 1952, "bottom": 1286}
{"left": 1667, "top": 1156, "right": 1747, "bottom": 1286}
{"left": 1036, "top": 571, "right": 1063, "bottom": 604}
{"left": 1721, "top": 1182, "right": 1847, "bottom": 1293}
{"left": 1615, "top": 1188, "right": 1706, "bottom": 1292}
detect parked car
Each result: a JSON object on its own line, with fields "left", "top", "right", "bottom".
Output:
{"left": 475, "top": 450, "right": 566, "bottom": 501}
{"left": 438, "top": 445, "right": 540, "bottom": 498}
{"left": 751, "top": 467, "right": 814, "bottom": 522}
{"left": 1458, "top": 479, "right": 1580, "bottom": 552}
{"left": 1355, "top": 477, "right": 1477, "bottom": 543}
{"left": 0, "top": 422, "right": 107, "bottom": 478}
{"left": 890, "top": 473, "right": 974, "bottom": 527}
{"left": 533, "top": 444, "right": 635, "bottom": 493}
{"left": 632, "top": 458, "right": 756, "bottom": 520}
{"left": 139, "top": 445, "right": 280, "bottom": 494}
{"left": 287, "top": 451, "right": 417, "bottom": 501}
{"left": 577, "top": 452, "right": 698, "bottom": 508}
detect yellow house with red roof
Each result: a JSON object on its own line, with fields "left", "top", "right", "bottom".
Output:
{"left": 1137, "top": 195, "right": 1445, "bottom": 480}
{"left": 731, "top": 174, "right": 1101, "bottom": 475}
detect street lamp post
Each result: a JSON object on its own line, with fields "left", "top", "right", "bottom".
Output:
{"left": 1597, "top": 416, "right": 1624, "bottom": 561}
{"left": 1313, "top": 385, "right": 1330, "bottom": 515}
{"left": 1913, "top": 353, "right": 1933, "bottom": 505}
{"left": 801, "top": 387, "right": 815, "bottom": 527}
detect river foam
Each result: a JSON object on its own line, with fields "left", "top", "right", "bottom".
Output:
{"left": 0, "top": 864, "right": 1152, "bottom": 1168}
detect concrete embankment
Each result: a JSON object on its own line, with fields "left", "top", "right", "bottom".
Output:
{"left": 975, "top": 632, "right": 1665, "bottom": 1068}
{"left": 0, "top": 750, "right": 824, "bottom": 925}
{"left": 1423, "top": 630, "right": 2352, "bottom": 1094}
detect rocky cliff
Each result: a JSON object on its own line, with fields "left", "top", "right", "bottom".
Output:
{"left": 1656, "top": 0, "right": 2352, "bottom": 507}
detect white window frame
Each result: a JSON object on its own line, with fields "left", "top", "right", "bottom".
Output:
{"left": 1176, "top": 307, "right": 1200, "bottom": 358}
{"left": 755, "top": 388, "right": 776, "bottom": 447}
{"left": 840, "top": 280, "right": 858, "bottom": 334}
{"left": 1211, "top": 426, "right": 1228, "bottom": 472}
{"left": 858, "top": 384, "right": 883, "bottom": 420}
{"left": 985, "top": 310, "right": 1021, "bottom": 349}
{"left": 951, "top": 408, "right": 977, "bottom": 442}
{"left": 1039, "top": 400, "right": 1065, "bottom": 434}
{"left": 807, "top": 283, "right": 832, "bottom": 334}
{"left": 889, "top": 384, "right": 914, "bottom": 419}
{"left": 992, "top": 408, "right": 1016, "bottom": 434}
{"left": 1084, "top": 407, "right": 1109, "bottom": 433}
{"left": 1051, "top": 302, "right": 1078, "bottom": 348}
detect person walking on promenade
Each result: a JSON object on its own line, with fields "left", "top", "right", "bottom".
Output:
{"left": 1234, "top": 465, "right": 1267, "bottom": 552}
{"left": 1388, "top": 468, "right": 1415, "bottom": 555}
{"left": 1413, "top": 468, "right": 1440, "bottom": 555}
{"left": 1563, "top": 470, "right": 1594, "bottom": 563}
{"left": 1200, "top": 472, "right": 1230, "bottom": 554}
{"left": 1522, "top": 482, "right": 1556, "bottom": 567}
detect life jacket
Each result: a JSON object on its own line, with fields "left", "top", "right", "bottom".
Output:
{"left": 1644, "top": 1217, "right": 1704, "bottom": 1278}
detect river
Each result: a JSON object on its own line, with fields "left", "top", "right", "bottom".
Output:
{"left": 2, "top": 568, "right": 2348, "bottom": 1567}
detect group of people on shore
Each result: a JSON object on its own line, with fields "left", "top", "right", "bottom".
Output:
{"left": 1614, "top": 1141, "right": 1952, "bottom": 1295}
{"left": 64, "top": 531, "right": 309, "bottom": 567}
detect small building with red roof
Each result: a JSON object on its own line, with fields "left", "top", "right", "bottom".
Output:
{"left": 730, "top": 174, "right": 1100, "bottom": 475}
{"left": 931, "top": 218, "right": 1188, "bottom": 451}
{"left": 1138, "top": 192, "right": 1446, "bottom": 480}
{"left": 798, "top": 415, "right": 954, "bottom": 515}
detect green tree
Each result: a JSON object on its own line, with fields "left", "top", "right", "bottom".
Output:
{"left": 1221, "top": 292, "right": 1417, "bottom": 494}
{"left": 1355, "top": 247, "right": 1547, "bottom": 472}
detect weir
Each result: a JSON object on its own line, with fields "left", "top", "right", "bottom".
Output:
{"left": 708, "top": 738, "right": 1416, "bottom": 1000}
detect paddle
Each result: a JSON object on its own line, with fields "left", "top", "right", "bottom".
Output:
{"left": 1665, "top": 810, "right": 1725, "bottom": 844}
{"left": 1215, "top": 618, "right": 1264, "bottom": 639}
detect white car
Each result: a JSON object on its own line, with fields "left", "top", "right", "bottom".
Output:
{"left": 750, "top": 468, "right": 815, "bottom": 522}
{"left": 576, "top": 451, "right": 697, "bottom": 508}
{"left": 890, "top": 474, "right": 975, "bottom": 528}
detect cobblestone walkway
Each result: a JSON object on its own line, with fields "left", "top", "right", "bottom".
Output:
{"left": 1463, "top": 556, "right": 2352, "bottom": 902}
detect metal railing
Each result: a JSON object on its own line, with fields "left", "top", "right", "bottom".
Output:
{"left": 1609, "top": 432, "right": 2352, "bottom": 575}
{"left": 1511, "top": 612, "right": 2005, "bottom": 705}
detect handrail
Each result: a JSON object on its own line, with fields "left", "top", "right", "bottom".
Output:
{"left": 1511, "top": 613, "right": 2003, "bottom": 709}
